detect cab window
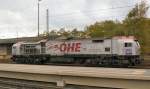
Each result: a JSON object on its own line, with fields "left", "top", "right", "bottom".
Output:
{"left": 135, "top": 41, "right": 140, "bottom": 47}
{"left": 124, "top": 43, "right": 132, "bottom": 47}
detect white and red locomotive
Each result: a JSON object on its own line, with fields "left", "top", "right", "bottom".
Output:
{"left": 11, "top": 36, "right": 142, "bottom": 66}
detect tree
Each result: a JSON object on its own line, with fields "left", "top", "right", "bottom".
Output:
{"left": 71, "top": 28, "right": 78, "bottom": 36}
{"left": 127, "top": 1, "right": 149, "bottom": 19}
{"left": 86, "top": 20, "right": 124, "bottom": 38}
{"left": 57, "top": 28, "right": 70, "bottom": 37}
{"left": 49, "top": 30, "right": 57, "bottom": 36}
{"left": 123, "top": 1, "right": 150, "bottom": 54}
{"left": 123, "top": 1, "right": 149, "bottom": 36}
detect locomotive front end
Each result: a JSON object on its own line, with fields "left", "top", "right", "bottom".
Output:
{"left": 114, "top": 36, "right": 143, "bottom": 66}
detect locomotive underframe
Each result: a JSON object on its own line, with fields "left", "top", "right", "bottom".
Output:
{"left": 11, "top": 54, "right": 142, "bottom": 67}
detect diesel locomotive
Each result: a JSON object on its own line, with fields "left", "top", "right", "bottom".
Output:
{"left": 11, "top": 36, "right": 143, "bottom": 66}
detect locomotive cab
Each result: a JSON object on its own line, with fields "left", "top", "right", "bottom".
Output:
{"left": 123, "top": 40, "right": 140, "bottom": 56}
{"left": 114, "top": 36, "right": 142, "bottom": 65}
{"left": 117, "top": 38, "right": 140, "bottom": 56}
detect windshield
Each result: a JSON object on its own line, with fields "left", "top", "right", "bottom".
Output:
{"left": 135, "top": 41, "right": 140, "bottom": 48}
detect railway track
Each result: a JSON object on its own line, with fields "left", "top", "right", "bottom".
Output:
{"left": 0, "top": 64, "right": 149, "bottom": 89}
{"left": 134, "top": 60, "right": 150, "bottom": 69}
{"left": 44, "top": 62, "right": 150, "bottom": 69}
{"left": 0, "top": 78, "right": 117, "bottom": 89}
{"left": 9, "top": 62, "right": 150, "bottom": 69}
{"left": 0, "top": 77, "right": 59, "bottom": 89}
{"left": 2, "top": 59, "right": 150, "bottom": 69}
{"left": 44, "top": 58, "right": 150, "bottom": 69}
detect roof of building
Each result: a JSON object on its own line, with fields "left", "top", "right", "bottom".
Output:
{"left": 0, "top": 36, "right": 58, "bottom": 44}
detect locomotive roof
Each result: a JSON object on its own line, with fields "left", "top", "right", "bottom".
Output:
{"left": 55, "top": 36, "right": 136, "bottom": 41}
{"left": 46, "top": 36, "right": 136, "bottom": 42}
{"left": 0, "top": 36, "right": 136, "bottom": 44}
{"left": 55, "top": 37, "right": 112, "bottom": 41}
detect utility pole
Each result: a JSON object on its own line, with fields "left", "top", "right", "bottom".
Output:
{"left": 37, "top": 0, "right": 42, "bottom": 37}
{"left": 46, "top": 9, "right": 49, "bottom": 37}
{"left": 16, "top": 31, "right": 19, "bottom": 42}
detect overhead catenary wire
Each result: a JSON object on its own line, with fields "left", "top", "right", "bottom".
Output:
{"left": 49, "top": 4, "right": 136, "bottom": 22}
{"left": 49, "top": 3, "right": 150, "bottom": 23}
{"left": 51, "top": 14, "right": 127, "bottom": 23}
{"left": 50, "top": 4, "right": 138, "bottom": 17}
{"left": 47, "top": 2, "right": 150, "bottom": 30}
{"left": 49, "top": 2, "right": 150, "bottom": 19}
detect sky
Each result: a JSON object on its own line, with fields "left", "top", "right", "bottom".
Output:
{"left": 0, "top": 0, "right": 149, "bottom": 38}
